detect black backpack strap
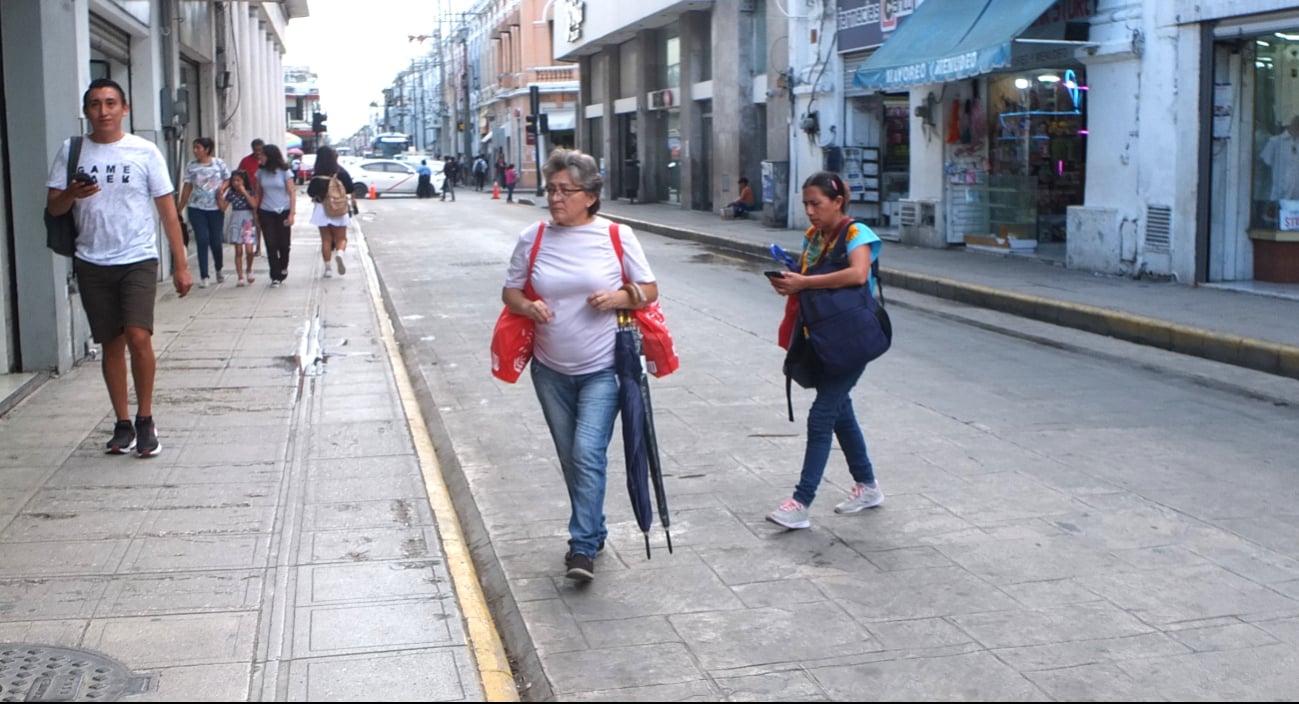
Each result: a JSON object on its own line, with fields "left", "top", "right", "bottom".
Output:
{"left": 66, "top": 136, "right": 83, "bottom": 184}
{"left": 785, "top": 373, "right": 794, "bottom": 423}
{"left": 872, "top": 257, "right": 884, "bottom": 305}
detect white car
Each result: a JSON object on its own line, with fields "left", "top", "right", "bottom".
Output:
{"left": 348, "top": 158, "right": 445, "bottom": 197}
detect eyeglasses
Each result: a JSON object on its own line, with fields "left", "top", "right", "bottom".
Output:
{"left": 545, "top": 185, "right": 587, "bottom": 199}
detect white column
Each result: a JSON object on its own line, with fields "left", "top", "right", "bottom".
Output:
{"left": 236, "top": 6, "right": 252, "bottom": 145}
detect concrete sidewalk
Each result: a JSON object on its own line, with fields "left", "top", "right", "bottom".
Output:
{"left": 597, "top": 201, "right": 1299, "bottom": 381}
{"left": 0, "top": 215, "right": 504, "bottom": 701}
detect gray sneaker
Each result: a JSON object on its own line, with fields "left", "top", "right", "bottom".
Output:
{"left": 834, "top": 482, "right": 884, "bottom": 514}
{"left": 766, "top": 498, "right": 810, "bottom": 529}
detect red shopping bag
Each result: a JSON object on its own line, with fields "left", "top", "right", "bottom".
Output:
{"left": 636, "top": 302, "right": 679, "bottom": 377}
{"left": 610, "top": 224, "right": 679, "bottom": 377}
{"left": 777, "top": 293, "right": 800, "bottom": 350}
{"left": 491, "top": 224, "right": 545, "bottom": 383}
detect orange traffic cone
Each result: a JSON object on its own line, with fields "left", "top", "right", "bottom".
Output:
{"left": 369, "top": 184, "right": 377, "bottom": 200}
{"left": 491, "top": 182, "right": 500, "bottom": 200}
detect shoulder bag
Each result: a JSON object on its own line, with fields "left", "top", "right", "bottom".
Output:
{"left": 610, "top": 223, "right": 680, "bottom": 377}
{"left": 798, "top": 218, "right": 892, "bottom": 377}
{"left": 44, "top": 136, "right": 84, "bottom": 257}
{"left": 490, "top": 223, "right": 546, "bottom": 383}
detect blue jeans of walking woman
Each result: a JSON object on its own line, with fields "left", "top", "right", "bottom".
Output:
{"left": 793, "top": 364, "right": 876, "bottom": 507}
{"left": 531, "top": 360, "right": 618, "bottom": 558}
{"left": 187, "top": 207, "right": 225, "bottom": 279}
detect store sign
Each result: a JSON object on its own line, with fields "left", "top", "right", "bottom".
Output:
{"left": 838, "top": 0, "right": 924, "bottom": 53}
{"left": 565, "top": 0, "right": 585, "bottom": 43}
{"left": 648, "top": 89, "right": 674, "bottom": 110}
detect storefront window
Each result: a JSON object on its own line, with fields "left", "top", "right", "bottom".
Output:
{"left": 1251, "top": 33, "right": 1299, "bottom": 230}
{"left": 987, "top": 69, "right": 1087, "bottom": 243}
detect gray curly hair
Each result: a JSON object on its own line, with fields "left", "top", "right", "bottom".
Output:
{"left": 542, "top": 148, "right": 603, "bottom": 216}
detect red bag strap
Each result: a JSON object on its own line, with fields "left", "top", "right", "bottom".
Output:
{"left": 523, "top": 222, "right": 545, "bottom": 299}
{"left": 609, "top": 222, "right": 628, "bottom": 283}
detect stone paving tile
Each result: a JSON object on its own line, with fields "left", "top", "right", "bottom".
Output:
{"left": 714, "top": 670, "right": 828, "bottom": 702}
{"left": 83, "top": 611, "right": 259, "bottom": 668}
{"left": 544, "top": 642, "right": 704, "bottom": 694}
{"left": 1077, "top": 564, "right": 1299, "bottom": 625}
{"left": 949, "top": 601, "right": 1156, "bottom": 649}
{"left": 1114, "top": 643, "right": 1299, "bottom": 700}
{"left": 301, "top": 526, "right": 435, "bottom": 564}
{"left": 565, "top": 679, "right": 722, "bottom": 702}
{"left": 0, "top": 539, "right": 130, "bottom": 577}
{"left": 141, "top": 505, "right": 278, "bottom": 537}
{"left": 808, "top": 650, "right": 1047, "bottom": 701}
{"left": 816, "top": 568, "right": 1020, "bottom": 622}
{"left": 303, "top": 473, "right": 425, "bottom": 505}
{"left": 864, "top": 617, "right": 977, "bottom": 651}
{"left": 129, "top": 662, "right": 252, "bottom": 702}
{"left": 302, "top": 498, "right": 432, "bottom": 532}
{"left": 1023, "top": 661, "right": 1168, "bottom": 701}
{"left": 285, "top": 648, "right": 479, "bottom": 702}
{"left": 671, "top": 602, "right": 879, "bottom": 671}
{"left": 0, "top": 619, "right": 88, "bottom": 648}
{"left": 166, "top": 461, "right": 283, "bottom": 486}
{"left": 296, "top": 559, "right": 450, "bottom": 606}
{"left": 0, "top": 577, "right": 108, "bottom": 620}
{"left": 120, "top": 534, "right": 271, "bottom": 573}
{"left": 1, "top": 509, "right": 147, "bottom": 542}
{"left": 990, "top": 631, "right": 1189, "bottom": 672}
{"left": 730, "top": 578, "right": 828, "bottom": 609}
{"left": 516, "top": 598, "right": 587, "bottom": 654}
{"left": 1165, "top": 621, "right": 1283, "bottom": 652}
{"left": 94, "top": 570, "right": 264, "bottom": 617}
{"left": 557, "top": 564, "right": 742, "bottom": 622}
{"left": 292, "top": 599, "right": 457, "bottom": 657}
{"left": 152, "top": 482, "right": 280, "bottom": 508}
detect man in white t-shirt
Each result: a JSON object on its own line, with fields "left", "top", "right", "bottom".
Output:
{"left": 45, "top": 78, "right": 192, "bottom": 458}
{"left": 1259, "top": 115, "right": 1299, "bottom": 201}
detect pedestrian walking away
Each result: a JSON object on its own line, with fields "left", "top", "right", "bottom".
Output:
{"left": 473, "top": 155, "right": 488, "bottom": 191}
{"left": 255, "top": 144, "right": 296, "bottom": 287}
{"left": 176, "top": 136, "right": 230, "bottom": 288}
{"left": 44, "top": 78, "right": 193, "bottom": 458}
{"left": 765, "top": 170, "right": 884, "bottom": 530}
{"left": 308, "top": 146, "right": 356, "bottom": 278}
{"left": 219, "top": 169, "right": 258, "bottom": 286}
{"left": 440, "top": 156, "right": 456, "bottom": 201}
{"left": 505, "top": 163, "right": 518, "bottom": 202}
{"left": 500, "top": 148, "right": 660, "bottom": 582}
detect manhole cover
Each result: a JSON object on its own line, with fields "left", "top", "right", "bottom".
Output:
{"left": 0, "top": 644, "right": 155, "bottom": 702}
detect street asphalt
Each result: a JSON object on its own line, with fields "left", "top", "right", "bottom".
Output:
{"left": 0, "top": 188, "right": 1296, "bottom": 701}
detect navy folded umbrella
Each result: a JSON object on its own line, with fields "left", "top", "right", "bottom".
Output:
{"left": 615, "top": 312, "right": 672, "bottom": 558}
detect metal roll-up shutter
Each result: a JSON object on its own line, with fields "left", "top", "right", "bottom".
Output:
{"left": 89, "top": 13, "right": 131, "bottom": 63}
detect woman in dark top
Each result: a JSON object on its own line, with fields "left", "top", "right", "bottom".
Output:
{"left": 307, "top": 146, "right": 356, "bottom": 277}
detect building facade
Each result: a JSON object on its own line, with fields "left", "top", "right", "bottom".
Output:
{"left": 0, "top": 0, "right": 303, "bottom": 381}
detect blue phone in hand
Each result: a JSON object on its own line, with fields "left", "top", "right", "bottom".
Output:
{"left": 769, "top": 243, "right": 798, "bottom": 271}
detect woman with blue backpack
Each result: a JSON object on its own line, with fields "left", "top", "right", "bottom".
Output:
{"left": 765, "top": 171, "right": 886, "bottom": 530}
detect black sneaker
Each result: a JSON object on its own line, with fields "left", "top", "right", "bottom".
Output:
{"left": 134, "top": 417, "right": 161, "bottom": 458}
{"left": 564, "top": 553, "right": 595, "bottom": 582}
{"left": 105, "top": 420, "right": 136, "bottom": 454}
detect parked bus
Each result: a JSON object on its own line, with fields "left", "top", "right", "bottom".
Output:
{"left": 371, "top": 133, "right": 413, "bottom": 159}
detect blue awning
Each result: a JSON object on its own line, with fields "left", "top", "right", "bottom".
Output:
{"left": 853, "top": 0, "right": 1060, "bottom": 92}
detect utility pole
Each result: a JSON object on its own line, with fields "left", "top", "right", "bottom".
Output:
{"left": 531, "top": 84, "right": 543, "bottom": 196}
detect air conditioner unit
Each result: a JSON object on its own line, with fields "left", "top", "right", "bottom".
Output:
{"left": 648, "top": 88, "right": 675, "bottom": 110}
{"left": 898, "top": 199, "right": 920, "bottom": 227}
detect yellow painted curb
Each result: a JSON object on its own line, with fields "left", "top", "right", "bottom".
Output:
{"left": 354, "top": 231, "right": 519, "bottom": 702}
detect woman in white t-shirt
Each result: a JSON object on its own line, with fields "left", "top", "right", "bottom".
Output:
{"left": 501, "top": 149, "right": 659, "bottom": 583}
{"left": 177, "top": 137, "right": 230, "bottom": 287}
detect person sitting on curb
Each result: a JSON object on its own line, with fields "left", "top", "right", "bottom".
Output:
{"left": 723, "top": 177, "right": 756, "bottom": 218}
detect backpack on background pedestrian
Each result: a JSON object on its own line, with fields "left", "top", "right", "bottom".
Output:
{"left": 764, "top": 171, "right": 886, "bottom": 531}
{"left": 45, "top": 78, "right": 193, "bottom": 458}
{"left": 307, "top": 146, "right": 355, "bottom": 278}
{"left": 473, "top": 156, "right": 488, "bottom": 191}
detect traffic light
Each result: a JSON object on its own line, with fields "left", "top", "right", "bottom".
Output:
{"left": 538, "top": 113, "right": 549, "bottom": 135}
{"left": 312, "top": 111, "right": 327, "bottom": 133}
{"left": 524, "top": 114, "right": 537, "bottom": 135}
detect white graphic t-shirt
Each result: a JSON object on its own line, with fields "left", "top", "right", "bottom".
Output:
{"left": 47, "top": 133, "right": 174, "bottom": 266}
{"left": 184, "top": 158, "right": 230, "bottom": 210}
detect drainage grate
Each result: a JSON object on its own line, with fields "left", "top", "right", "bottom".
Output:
{"left": 1144, "top": 204, "right": 1172, "bottom": 252}
{"left": 0, "top": 644, "right": 155, "bottom": 702}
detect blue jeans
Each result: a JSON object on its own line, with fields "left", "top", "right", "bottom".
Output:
{"left": 187, "top": 207, "right": 225, "bottom": 279}
{"left": 793, "top": 364, "right": 876, "bottom": 507}
{"left": 531, "top": 360, "right": 619, "bottom": 557}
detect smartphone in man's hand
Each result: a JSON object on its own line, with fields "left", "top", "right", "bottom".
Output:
{"left": 764, "top": 270, "right": 786, "bottom": 279}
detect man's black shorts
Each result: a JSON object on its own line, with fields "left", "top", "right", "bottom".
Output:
{"left": 73, "top": 258, "right": 158, "bottom": 342}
